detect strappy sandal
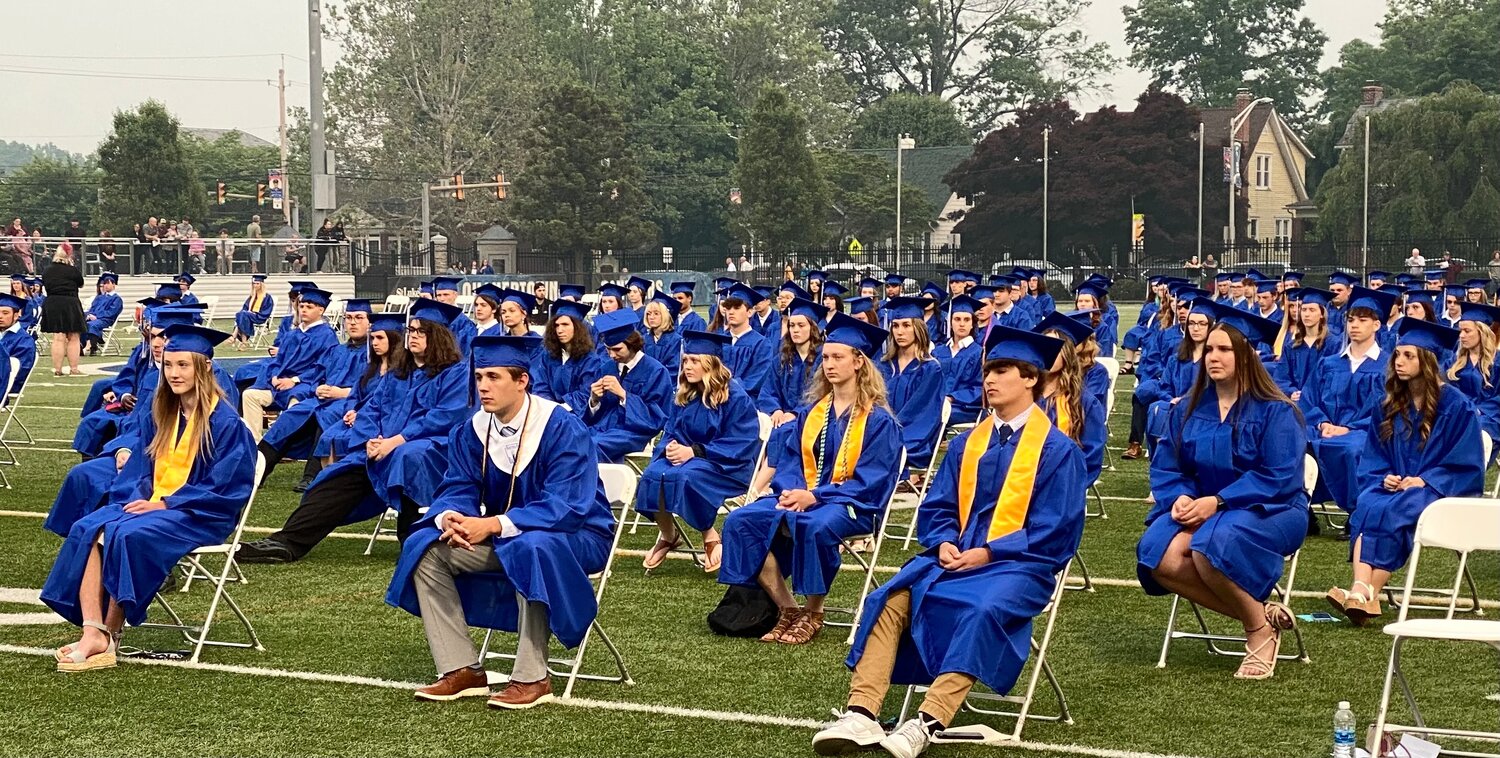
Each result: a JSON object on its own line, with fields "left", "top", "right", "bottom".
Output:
{"left": 56, "top": 622, "right": 118, "bottom": 673}
{"left": 642, "top": 535, "right": 681, "bottom": 570}
{"left": 761, "top": 607, "right": 801, "bottom": 643}
{"left": 1233, "top": 622, "right": 1280, "bottom": 680}
{"left": 1343, "top": 581, "right": 1383, "bottom": 626}
{"left": 701, "top": 538, "right": 723, "bottom": 573}
{"left": 1264, "top": 601, "right": 1296, "bottom": 632}
{"left": 779, "top": 610, "right": 825, "bottom": 645}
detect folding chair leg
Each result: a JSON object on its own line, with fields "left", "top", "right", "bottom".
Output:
{"left": 1085, "top": 483, "right": 1108, "bottom": 519}
{"left": 1155, "top": 595, "right": 1183, "bottom": 668}
{"left": 1063, "top": 552, "right": 1094, "bottom": 593}
{"left": 364, "top": 508, "right": 395, "bottom": 556}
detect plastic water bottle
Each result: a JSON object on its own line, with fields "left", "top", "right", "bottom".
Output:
{"left": 1333, "top": 701, "right": 1356, "bottom": 758}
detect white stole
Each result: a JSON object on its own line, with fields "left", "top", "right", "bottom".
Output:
{"left": 470, "top": 394, "right": 559, "bottom": 476}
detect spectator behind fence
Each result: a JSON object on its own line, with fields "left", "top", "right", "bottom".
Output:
{"left": 216, "top": 229, "right": 235, "bottom": 275}
{"left": 314, "top": 219, "right": 338, "bottom": 272}
{"left": 97, "top": 231, "right": 116, "bottom": 274}
{"left": 143, "top": 217, "right": 161, "bottom": 274}
{"left": 187, "top": 231, "right": 206, "bottom": 274}
{"left": 132, "top": 222, "right": 147, "bottom": 274}
{"left": 246, "top": 215, "right": 263, "bottom": 274}
{"left": 41, "top": 244, "right": 85, "bottom": 376}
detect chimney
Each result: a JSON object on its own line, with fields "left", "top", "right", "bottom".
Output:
{"left": 1362, "top": 80, "right": 1384, "bottom": 107}
{"left": 1234, "top": 87, "right": 1254, "bottom": 143}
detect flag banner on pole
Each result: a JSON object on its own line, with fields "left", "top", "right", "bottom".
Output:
{"left": 1132, "top": 214, "right": 1145, "bottom": 246}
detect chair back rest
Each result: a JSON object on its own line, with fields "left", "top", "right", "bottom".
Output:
{"left": 1483, "top": 431, "right": 1494, "bottom": 469}
{"left": 198, "top": 294, "right": 220, "bottom": 323}
{"left": 1302, "top": 454, "right": 1319, "bottom": 497}
{"left": 382, "top": 295, "right": 410, "bottom": 314}
{"left": 598, "top": 463, "right": 638, "bottom": 508}
{"left": 1095, "top": 357, "right": 1120, "bottom": 415}
{"left": 1415, "top": 498, "right": 1500, "bottom": 555}
{"left": 870, "top": 447, "right": 907, "bottom": 530}
{"left": 756, "top": 411, "right": 774, "bottom": 443}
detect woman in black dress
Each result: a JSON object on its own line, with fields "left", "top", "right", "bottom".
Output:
{"left": 41, "top": 244, "right": 85, "bottom": 376}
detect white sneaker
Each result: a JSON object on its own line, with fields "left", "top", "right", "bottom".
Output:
{"left": 879, "top": 718, "right": 932, "bottom": 758}
{"left": 812, "top": 710, "right": 886, "bottom": 755}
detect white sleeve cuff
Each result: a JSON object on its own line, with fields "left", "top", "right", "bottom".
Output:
{"left": 497, "top": 515, "right": 521, "bottom": 538}
{"left": 436, "top": 510, "right": 460, "bottom": 530}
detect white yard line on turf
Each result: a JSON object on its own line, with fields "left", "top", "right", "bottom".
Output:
{"left": 0, "top": 642, "right": 1213, "bottom": 758}
{"left": 0, "top": 588, "right": 43, "bottom": 605}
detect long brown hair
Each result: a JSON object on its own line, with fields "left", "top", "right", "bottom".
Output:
{"left": 1183, "top": 323, "right": 1298, "bottom": 421}
{"left": 147, "top": 353, "right": 227, "bottom": 462}
{"left": 780, "top": 314, "right": 824, "bottom": 369}
{"left": 676, "top": 354, "right": 732, "bottom": 408}
{"left": 881, "top": 317, "right": 933, "bottom": 363}
{"left": 363, "top": 328, "right": 408, "bottom": 385}
{"left": 802, "top": 345, "right": 890, "bottom": 417}
{"left": 1042, "top": 329, "right": 1086, "bottom": 442}
{"left": 1380, "top": 346, "right": 1441, "bottom": 444}
{"left": 543, "top": 314, "right": 594, "bottom": 360}
{"left": 405, "top": 320, "right": 461, "bottom": 377}
{"left": 1290, "top": 301, "right": 1327, "bottom": 351}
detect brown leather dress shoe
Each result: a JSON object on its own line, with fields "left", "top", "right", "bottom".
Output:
{"left": 414, "top": 667, "right": 490, "bottom": 701}
{"left": 1121, "top": 442, "right": 1143, "bottom": 460}
{"left": 487, "top": 678, "right": 555, "bottom": 710}
{"left": 760, "top": 607, "right": 801, "bottom": 643}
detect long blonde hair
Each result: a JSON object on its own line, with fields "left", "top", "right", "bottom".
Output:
{"left": 644, "top": 300, "right": 675, "bottom": 337}
{"left": 147, "top": 353, "right": 227, "bottom": 462}
{"left": 676, "top": 354, "right": 731, "bottom": 408}
{"left": 1043, "top": 329, "right": 1086, "bottom": 442}
{"left": 803, "top": 345, "right": 889, "bottom": 418}
{"left": 881, "top": 317, "right": 933, "bottom": 363}
{"left": 1448, "top": 320, "right": 1496, "bottom": 388}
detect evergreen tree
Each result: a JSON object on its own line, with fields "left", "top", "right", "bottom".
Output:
{"left": 95, "top": 101, "right": 206, "bottom": 232}
{"left": 734, "top": 83, "right": 828, "bottom": 251}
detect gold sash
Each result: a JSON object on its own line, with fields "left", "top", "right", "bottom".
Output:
{"left": 1051, "top": 393, "right": 1070, "bottom": 434}
{"left": 250, "top": 292, "right": 265, "bottom": 313}
{"left": 150, "top": 400, "right": 217, "bottom": 502}
{"left": 800, "top": 395, "right": 868, "bottom": 487}
{"left": 957, "top": 408, "right": 1050, "bottom": 543}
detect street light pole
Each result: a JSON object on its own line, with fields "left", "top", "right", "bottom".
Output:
{"left": 1227, "top": 97, "right": 1273, "bottom": 257}
{"left": 1197, "top": 122, "right": 1204, "bottom": 261}
{"left": 1042, "top": 126, "right": 1050, "bottom": 269}
{"left": 895, "top": 134, "right": 915, "bottom": 271}
{"left": 1362, "top": 115, "right": 1371, "bottom": 273}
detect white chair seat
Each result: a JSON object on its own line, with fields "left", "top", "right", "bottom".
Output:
{"left": 1383, "top": 618, "right": 1500, "bottom": 643}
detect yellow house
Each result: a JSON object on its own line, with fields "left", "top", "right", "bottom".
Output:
{"left": 1198, "top": 89, "right": 1316, "bottom": 244}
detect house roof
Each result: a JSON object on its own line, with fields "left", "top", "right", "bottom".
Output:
{"left": 867, "top": 145, "right": 975, "bottom": 211}
{"left": 1336, "top": 98, "right": 1417, "bottom": 148}
{"left": 182, "top": 128, "right": 277, "bottom": 150}
{"left": 478, "top": 223, "right": 516, "bottom": 241}
{"left": 1197, "top": 104, "right": 1276, "bottom": 155}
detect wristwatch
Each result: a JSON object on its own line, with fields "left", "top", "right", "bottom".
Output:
{"left": 1213, "top": 495, "right": 1226, "bottom": 509}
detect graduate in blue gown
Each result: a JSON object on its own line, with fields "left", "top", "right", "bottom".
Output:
{"left": 634, "top": 331, "right": 760, "bottom": 572}
{"left": 1440, "top": 302, "right": 1500, "bottom": 456}
{"left": 241, "top": 287, "right": 340, "bottom": 439}
{"left": 386, "top": 334, "right": 615, "bottom": 707}
{"left": 920, "top": 281, "right": 947, "bottom": 345}
{"left": 669, "top": 281, "right": 708, "bottom": 335}
{"left": 1035, "top": 313, "right": 1108, "bottom": 485}
{"left": 174, "top": 274, "right": 205, "bottom": 323}
{"left": 81, "top": 273, "right": 122, "bottom": 355}
{"left": 531, "top": 299, "right": 610, "bottom": 410}
{"left": 1026, "top": 270, "right": 1056, "bottom": 318}
{"left": 42, "top": 324, "right": 254, "bottom": 672}
{"left": 0, "top": 294, "right": 37, "bottom": 398}
{"left": 1073, "top": 278, "right": 1117, "bottom": 357}
{"left": 750, "top": 286, "right": 782, "bottom": 336}
{"left": 756, "top": 297, "right": 827, "bottom": 419}
{"left": 817, "top": 328, "right": 1084, "bottom": 756}
{"left": 1120, "top": 276, "right": 1166, "bottom": 374}
{"left": 720, "top": 314, "right": 902, "bottom": 645}
{"left": 231, "top": 274, "right": 275, "bottom": 348}
{"left": 1300, "top": 286, "right": 1396, "bottom": 511}
{"left": 1281, "top": 288, "right": 1341, "bottom": 393}
{"left": 431, "top": 276, "right": 478, "bottom": 355}
{"left": 1136, "top": 309, "right": 1308, "bottom": 680}
{"left": 713, "top": 283, "right": 774, "bottom": 398}
{"left": 932, "top": 294, "right": 984, "bottom": 421}
{"left": 641, "top": 292, "right": 683, "bottom": 377}
{"left": 233, "top": 282, "right": 303, "bottom": 389}
{"left": 877, "top": 297, "right": 947, "bottom": 471}
{"left": 314, "top": 314, "right": 405, "bottom": 463}
{"left": 1068, "top": 308, "right": 1117, "bottom": 410}
{"left": 1126, "top": 295, "right": 1206, "bottom": 458}
{"left": 626, "top": 275, "right": 653, "bottom": 317}
{"left": 1327, "top": 318, "right": 1485, "bottom": 626}
{"left": 581, "top": 309, "right": 674, "bottom": 463}
{"left": 21, "top": 276, "right": 43, "bottom": 330}
{"left": 469, "top": 284, "right": 505, "bottom": 337}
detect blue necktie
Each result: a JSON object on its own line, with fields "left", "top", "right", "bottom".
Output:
{"left": 994, "top": 424, "right": 1014, "bottom": 447}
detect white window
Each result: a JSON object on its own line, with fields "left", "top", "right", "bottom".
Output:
{"left": 1247, "top": 219, "right": 1259, "bottom": 239}
{"left": 1274, "top": 218, "right": 1292, "bottom": 241}
{"left": 1255, "top": 154, "right": 1271, "bottom": 189}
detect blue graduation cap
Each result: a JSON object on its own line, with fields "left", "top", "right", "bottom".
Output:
{"left": 824, "top": 312, "right": 889, "bottom": 358}
{"left": 558, "top": 283, "right": 586, "bottom": 300}
{"left": 7, "top": 274, "right": 23, "bottom": 283}
{"left": 1328, "top": 271, "right": 1358, "bottom": 288}
{"left": 1347, "top": 286, "right": 1399, "bottom": 316}
{"left": 753, "top": 285, "right": 775, "bottom": 300}
{"left": 1466, "top": 278, "right": 1492, "bottom": 292}
{"left": 474, "top": 283, "right": 504, "bottom": 303}
{"left": 1189, "top": 297, "right": 1220, "bottom": 321}
{"left": 594, "top": 308, "right": 642, "bottom": 346}
{"left": 971, "top": 285, "right": 998, "bottom": 302}
{"left": 991, "top": 274, "right": 1020, "bottom": 289}
{"left": 650, "top": 292, "right": 680, "bottom": 322}
{"left": 162, "top": 324, "right": 230, "bottom": 357}
{"left": 806, "top": 270, "right": 829, "bottom": 284}
{"left": 881, "top": 297, "right": 927, "bottom": 322}
{"left": 1083, "top": 274, "right": 1113, "bottom": 288}
{"left": 626, "top": 276, "right": 653, "bottom": 294}
{"left": 150, "top": 303, "right": 207, "bottom": 328}
{"left": 779, "top": 281, "right": 811, "bottom": 300}
{"left": 1205, "top": 302, "right": 1280, "bottom": 345}
{"left": 1227, "top": 272, "right": 1246, "bottom": 283}
{"left": 344, "top": 298, "right": 373, "bottom": 315}
{"left": 680, "top": 330, "right": 731, "bottom": 358}
{"left": 1443, "top": 284, "right": 1467, "bottom": 301}
{"left": 550, "top": 299, "right": 591, "bottom": 324}
{"left": 920, "top": 281, "right": 946, "bottom": 303}
{"left": 986, "top": 275, "right": 1006, "bottom": 287}
{"left": 370, "top": 313, "right": 406, "bottom": 333}
{"left": 1394, "top": 273, "right": 1417, "bottom": 286}
{"left": 1147, "top": 274, "right": 1166, "bottom": 285}
{"left": 1396, "top": 317, "right": 1459, "bottom": 355}
{"left": 1423, "top": 269, "right": 1446, "bottom": 282}
{"left": 1035, "top": 311, "right": 1092, "bottom": 345}
{"left": 787, "top": 297, "right": 830, "bottom": 325}
{"left": 97, "top": 273, "right": 118, "bottom": 286}
{"left": 1214, "top": 272, "right": 1233, "bottom": 283}
{"left": 1253, "top": 279, "right": 1279, "bottom": 294}
{"left": 472, "top": 335, "right": 542, "bottom": 370}
{"left": 410, "top": 298, "right": 462, "bottom": 325}
{"left": 844, "top": 296, "right": 876, "bottom": 316}
{"left": 417, "top": 281, "right": 435, "bottom": 296}
{"left": 155, "top": 281, "right": 184, "bottom": 299}
{"left": 947, "top": 269, "right": 979, "bottom": 284}
{"left": 1282, "top": 271, "right": 1305, "bottom": 283}
{"left": 714, "top": 276, "right": 740, "bottom": 291}
{"left": 821, "top": 281, "right": 848, "bottom": 299}
{"left": 723, "top": 282, "right": 765, "bottom": 307}
{"left": 1066, "top": 308, "right": 1098, "bottom": 322}
{"left": 598, "top": 283, "right": 628, "bottom": 301}
{"left": 1175, "top": 287, "right": 1212, "bottom": 303}
{"left": 1295, "top": 287, "right": 1333, "bottom": 309}
{"left": 1367, "top": 270, "right": 1392, "bottom": 283}
{"left": 299, "top": 287, "right": 334, "bottom": 308}
{"left": 251, "top": 274, "right": 268, "bottom": 283}
{"left": 859, "top": 278, "right": 881, "bottom": 292}
{"left": 883, "top": 274, "right": 908, "bottom": 287}
{"left": 499, "top": 288, "right": 537, "bottom": 313}
{"left": 432, "top": 276, "right": 462, "bottom": 293}
{"left": 1073, "top": 281, "right": 1107, "bottom": 300}
{"left": 1405, "top": 290, "right": 1436, "bottom": 308}
{"left": 948, "top": 294, "right": 982, "bottom": 315}
{"left": 289, "top": 280, "right": 318, "bottom": 292}
{"left": 669, "top": 281, "right": 696, "bottom": 296}
{"left": 1459, "top": 301, "right": 1500, "bottom": 325}
{"left": 1244, "top": 268, "right": 1267, "bottom": 282}
{"left": 1379, "top": 284, "right": 1412, "bottom": 298}
{"left": 0, "top": 294, "right": 27, "bottom": 311}
{"left": 175, "top": 273, "right": 196, "bottom": 286}
{"left": 982, "top": 324, "right": 1063, "bottom": 370}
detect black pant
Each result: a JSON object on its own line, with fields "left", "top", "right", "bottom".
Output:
{"left": 1129, "top": 396, "right": 1148, "bottom": 445}
{"left": 269, "top": 469, "right": 422, "bottom": 559}
{"left": 256, "top": 420, "right": 323, "bottom": 485}
{"left": 82, "top": 331, "right": 105, "bottom": 352}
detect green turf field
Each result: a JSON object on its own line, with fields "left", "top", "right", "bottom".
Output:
{"left": 1, "top": 309, "right": 1496, "bottom": 758}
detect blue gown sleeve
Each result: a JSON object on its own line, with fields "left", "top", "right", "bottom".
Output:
{"left": 895, "top": 360, "right": 946, "bottom": 441}
{"left": 159, "top": 406, "right": 257, "bottom": 520}
{"left": 984, "top": 436, "right": 1086, "bottom": 569}
{"left": 1216, "top": 400, "right": 1306, "bottom": 511}
{"left": 562, "top": 353, "right": 610, "bottom": 413}
{"left": 914, "top": 435, "right": 965, "bottom": 550}
{"left": 1298, "top": 357, "right": 1333, "bottom": 429}
{"left": 697, "top": 388, "right": 761, "bottom": 467}
{"left": 420, "top": 425, "right": 485, "bottom": 528}
{"left": 399, "top": 365, "right": 471, "bottom": 441}
{"left": 503, "top": 414, "right": 608, "bottom": 533}
{"left": 1147, "top": 401, "right": 1196, "bottom": 516}
{"left": 1080, "top": 395, "right": 1106, "bottom": 484}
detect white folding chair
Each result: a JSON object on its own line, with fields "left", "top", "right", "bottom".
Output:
{"left": 136, "top": 453, "right": 268, "bottom": 663}
{"left": 1372, "top": 497, "right": 1500, "bottom": 757}
{"left": 885, "top": 398, "right": 950, "bottom": 547}
{"left": 479, "top": 464, "right": 635, "bottom": 696}
{"left": 364, "top": 504, "right": 409, "bottom": 555}
{"left": 0, "top": 355, "right": 35, "bottom": 489}
{"left": 322, "top": 297, "right": 346, "bottom": 330}
{"left": 100, "top": 310, "right": 133, "bottom": 357}
{"left": 822, "top": 448, "right": 905, "bottom": 644}
{"left": 382, "top": 294, "right": 411, "bottom": 314}
{"left": 198, "top": 294, "right": 220, "bottom": 325}
{"left": 897, "top": 560, "right": 1076, "bottom": 744}
{"left": 1155, "top": 454, "right": 1318, "bottom": 668}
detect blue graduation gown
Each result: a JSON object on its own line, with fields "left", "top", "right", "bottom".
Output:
{"left": 1137, "top": 325, "right": 1184, "bottom": 385}
{"left": 847, "top": 416, "right": 1085, "bottom": 695}
{"left": 1138, "top": 354, "right": 1200, "bottom": 443}
{"left": 720, "top": 406, "right": 902, "bottom": 596}
{"left": 252, "top": 322, "right": 340, "bottom": 409}
{"left": 234, "top": 293, "right": 274, "bottom": 336}
{"left": 449, "top": 313, "right": 478, "bottom": 355}
{"left": 1138, "top": 391, "right": 1309, "bottom": 601}
{"left": 386, "top": 402, "right": 615, "bottom": 649}
{"left": 232, "top": 314, "right": 298, "bottom": 387}
{"left": 84, "top": 293, "right": 122, "bottom": 337}
{"left": 533, "top": 349, "right": 610, "bottom": 411}
{"left": 1040, "top": 393, "right": 1107, "bottom": 485}
{"left": 720, "top": 329, "right": 772, "bottom": 399}
{"left": 642, "top": 329, "right": 682, "bottom": 378}
{"left": 1096, "top": 305, "right": 1119, "bottom": 357}
{"left": 315, "top": 371, "right": 387, "bottom": 458}
{"left": 583, "top": 354, "right": 674, "bottom": 463}
{"left": 261, "top": 339, "right": 371, "bottom": 455}
{"left": 878, "top": 357, "right": 946, "bottom": 469}
{"left": 924, "top": 313, "right": 946, "bottom": 345}
{"left": 1122, "top": 301, "right": 1159, "bottom": 351}
{"left": 365, "top": 362, "right": 472, "bottom": 511}
{"left": 1083, "top": 360, "right": 1111, "bottom": 412}
{"left": 757, "top": 351, "right": 819, "bottom": 415}
{"left": 934, "top": 339, "right": 983, "bottom": 420}
{"left": 1441, "top": 356, "right": 1500, "bottom": 446}
{"left": 41, "top": 400, "right": 255, "bottom": 627}
{"left": 634, "top": 383, "right": 760, "bottom": 531}
{"left": 751, "top": 308, "right": 781, "bottom": 337}
{"left": 1, "top": 327, "right": 37, "bottom": 400}
{"left": 1350, "top": 385, "right": 1483, "bottom": 571}
{"left": 1300, "top": 350, "right": 1388, "bottom": 510}
{"left": 74, "top": 364, "right": 159, "bottom": 457}
{"left": 1285, "top": 337, "right": 1340, "bottom": 392}
{"left": 679, "top": 310, "right": 708, "bottom": 335}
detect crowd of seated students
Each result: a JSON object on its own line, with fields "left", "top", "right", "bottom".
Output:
{"left": 29, "top": 266, "right": 1493, "bottom": 756}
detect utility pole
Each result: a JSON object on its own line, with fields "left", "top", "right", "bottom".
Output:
{"left": 277, "top": 55, "right": 290, "bottom": 225}
{"left": 1042, "top": 126, "right": 1050, "bottom": 269}
{"left": 1362, "top": 115, "right": 1371, "bottom": 274}
{"left": 1196, "top": 122, "right": 1204, "bottom": 262}
{"left": 895, "top": 134, "right": 914, "bottom": 272}
{"left": 307, "top": 0, "right": 328, "bottom": 233}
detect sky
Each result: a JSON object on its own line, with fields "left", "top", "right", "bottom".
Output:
{"left": 0, "top": 0, "right": 1388, "bottom": 159}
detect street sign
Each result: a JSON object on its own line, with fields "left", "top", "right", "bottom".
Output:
{"left": 847, "top": 237, "right": 863, "bottom": 255}
{"left": 268, "top": 168, "right": 284, "bottom": 210}
{"left": 662, "top": 246, "right": 674, "bottom": 265}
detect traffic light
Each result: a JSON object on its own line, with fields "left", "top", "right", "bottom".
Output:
{"left": 256, "top": 183, "right": 266, "bottom": 206}
{"left": 495, "top": 173, "right": 507, "bottom": 200}
{"left": 453, "top": 173, "right": 465, "bottom": 201}
{"left": 216, "top": 181, "right": 226, "bottom": 205}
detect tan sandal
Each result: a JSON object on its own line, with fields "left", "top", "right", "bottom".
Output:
{"left": 1344, "top": 581, "right": 1383, "bottom": 626}
{"left": 56, "top": 621, "right": 118, "bottom": 673}
{"left": 701, "top": 538, "right": 722, "bottom": 573}
{"left": 779, "top": 610, "right": 825, "bottom": 645}
{"left": 642, "top": 535, "right": 681, "bottom": 570}
{"left": 1264, "top": 601, "right": 1296, "bottom": 632}
{"left": 1233, "top": 623, "right": 1281, "bottom": 680}
{"left": 1325, "top": 586, "right": 1352, "bottom": 619}
{"left": 761, "top": 607, "right": 801, "bottom": 643}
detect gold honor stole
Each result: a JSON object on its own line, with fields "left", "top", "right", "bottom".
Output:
{"left": 1052, "top": 393, "right": 1070, "bottom": 434}
{"left": 957, "top": 408, "right": 1051, "bottom": 543}
{"left": 150, "top": 400, "right": 218, "bottom": 502}
{"left": 250, "top": 292, "right": 265, "bottom": 312}
{"left": 801, "top": 395, "right": 868, "bottom": 487}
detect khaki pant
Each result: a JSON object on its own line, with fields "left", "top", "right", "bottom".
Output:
{"left": 241, "top": 388, "right": 297, "bottom": 443}
{"left": 847, "top": 590, "right": 976, "bottom": 726}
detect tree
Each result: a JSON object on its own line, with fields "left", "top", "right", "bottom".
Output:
{"left": 0, "top": 141, "right": 83, "bottom": 171}
{"left": 816, "top": 151, "right": 936, "bottom": 247}
{"left": 95, "top": 101, "right": 206, "bottom": 233}
{"left": 850, "top": 93, "right": 970, "bottom": 149}
{"left": 1313, "top": 82, "right": 1500, "bottom": 241}
{"left": 181, "top": 131, "right": 281, "bottom": 237}
{"left": 821, "top": 0, "right": 1116, "bottom": 131}
{"left": 946, "top": 90, "right": 1237, "bottom": 265}
{"left": 510, "top": 83, "right": 657, "bottom": 272}
{"left": 734, "top": 83, "right": 828, "bottom": 251}
{"left": 1123, "top": 0, "right": 1328, "bottom": 128}
{"left": 0, "top": 158, "right": 99, "bottom": 235}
